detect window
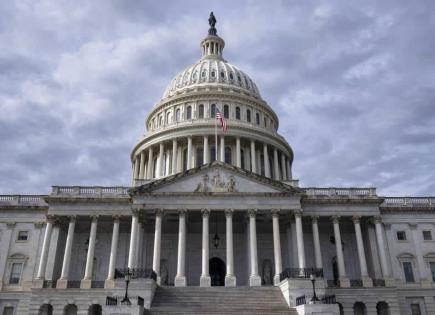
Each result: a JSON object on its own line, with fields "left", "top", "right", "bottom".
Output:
{"left": 159, "top": 116, "right": 163, "bottom": 126}
{"left": 264, "top": 117, "right": 267, "bottom": 127}
{"left": 236, "top": 107, "right": 241, "bottom": 120}
{"left": 430, "top": 262, "right": 435, "bottom": 281}
{"left": 256, "top": 113, "right": 260, "bottom": 125}
{"left": 247, "top": 109, "right": 251, "bottom": 122}
{"left": 210, "top": 146, "right": 216, "bottom": 162}
{"left": 186, "top": 106, "right": 192, "bottom": 120}
{"left": 183, "top": 149, "right": 188, "bottom": 171}
{"left": 198, "top": 104, "right": 204, "bottom": 118}
{"left": 2, "top": 307, "right": 14, "bottom": 315}
{"left": 211, "top": 71, "right": 216, "bottom": 78}
{"left": 9, "top": 262, "right": 23, "bottom": 284}
{"left": 241, "top": 149, "right": 245, "bottom": 169}
{"left": 196, "top": 148, "right": 204, "bottom": 167}
{"left": 166, "top": 112, "right": 171, "bottom": 124}
{"left": 225, "top": 147, "right": 232, "bottom": 164}
{"left": 220, "top": 71, "right": 225, "bottom": 78}
{"left": 397, "top": 231, "right": 407, "bottom": 241}
{"left": 176, "top": 109, "right": 181, "bottom": 122}
{"left": 211, "top": 104, "right": 216, "bottom": 118}
{"left": 423, "top": 230, "right": 432, "bottom": 241}
{"left": 410, "top": 304, "right": 421, "bottom": 315}
{"left": 201, "top": 71, "right": 206, "bottom": 78}
{"left": 403, "top": 261, "right": 415, "bottom": 283}
{"left": 223, "top": 105, "right": 229, "bottom": 119}
{"left": 17, "top": 231, "right": 28, "bottom": 241}
{"left": 229, "top": 73, "right": 234, "bottom": 80}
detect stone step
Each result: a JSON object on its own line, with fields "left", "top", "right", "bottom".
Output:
{"left": 147, "top": 286, "right": 293, "bottom": 314}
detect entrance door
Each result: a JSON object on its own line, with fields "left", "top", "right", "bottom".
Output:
{"left": 210, "top": 257, "right": 225, "bottom": 286}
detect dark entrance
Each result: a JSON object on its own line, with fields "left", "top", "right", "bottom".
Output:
{"left": 210, "top": 257, "right": 225, "bottom": 286}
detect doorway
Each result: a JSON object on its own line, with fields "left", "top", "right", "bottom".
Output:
{"left": 210, "top": 257, "right": 226, "bottom": 286}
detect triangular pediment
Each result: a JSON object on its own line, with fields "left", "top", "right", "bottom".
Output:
{"left": 129, "top": 162, "right": 302, "bottom": 195}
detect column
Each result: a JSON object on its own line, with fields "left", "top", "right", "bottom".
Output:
{"left": 175, "top": 210, "right": 187, "bottom": 286}
{"left": 263, "top": 143, "right": 270, "bottom": 178}
{"left": 105, "top": 216, "right": 120, "bottom": 288}
{"left": 135, "top": 220, "right": 143, "bottom": 268}
{"left": 281, "top": 154, "right": 287, "bottom": 180}
{"left": 236, "top": 137, "right": 241, "bottom": 168}
{"left": 248, "top": 210, "right": 261, "bottom": 286}
{"left": 172, "top": 139, "right": 178, "bottom": 174}
{"left": 152, "top": 210, "right": 163, "bottom": 284}
{"left": 225, "top": 209, "right": 236, "bottom": 286}
{"left": 273, "top": 148, "right": 280, "bottom": 180}
{"left": 200, "top": 209, "right": 211, "bottom": 287}
{"left": 271, "top": 210, "right": 283, "bottom": 285}
{"left": 332, "top": 216, "right": 350, "bottom": 287}
{"left": 374, "top": 216, "right": 392, "bottom": 281}
{"left": 311, "top": 216, "right": 323, "bottom": 271}
{"left": 250, "top": 140, "right": 257, "bottom": 173}
{"left": 157, "top": 142, "right": 164, "bottom": 178}
{"left": 187, "top": 136, "right": 193, "bottom": 169}
{"left": 57, "top": 216, "right": 76, "bottom": 289}
{"left": 133, "top": 157, "right": 140, "bottom": 180}
{"left": 36, "top": 218, "right": 53, "bottom": 280}
{"left": 147, "top": 147, "right": 154, "bottom": 179}
{"left": 81, "top": 216, "right": 98, "bottom": 288}
{"left": 203, "top": 136, "right": 209, "bottom": 164}
{"left": 353, "top": 216, "right": 373, "bottom": 287}
{"left": 128, "top": 211, "right": 139, "bottom": 269}
{"left": 286, "top": 159, "right": 292, "bottom": 180}
{"left": 139, "top": 151, "right": 146, "bottom": 179}
{"left": 220, "top": 136, "right": 225, "bottom": 162}
{"left": 294, "top": 212, "right": 306, "bottom": 269}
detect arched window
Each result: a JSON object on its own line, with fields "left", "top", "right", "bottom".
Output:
{"left": 224, "top": 105, "right": 229, "bottom": 119}
{"left": 186, "top": 106, "right": 192, "bottom": 120}
{"left": 64, "top": 304, "right": 77, "bottom": 315}
{"left": 353, "top": 302, "right": 366, "bottom": 315}
{"left": 247, "top": 109, "right": 251, "bottom": 122}
{"left": 166, "top": 112, "right": 171, "bottom": 124}
{"left": 160, "top": 116, "right": 164, "bottom": 126}
{"left": 210, "top": 146, "right": 216, "bottom": 162}
{"left": 256, "top": 113, "right": 260, "bottom": 125}
{"left": 229, "top": 73, "right": 234, "bottom": 80}
{"left": 39, "top": 304, "right": 53, "bottom": 315}
{"left": 220, "top": 71, "right": 225, "bottom": 78}
{"left": 241, "top": 149, "right": 245, "bottom": 169}
{"left": 196, "top": 148, "right": 204, "bottom": 167}
{"left": 88, "top": 304, "right": 102, "bottom": 315}
{"left": 225, "top": 147, "right": 232, "bottom": 164}
{"left": 236, "top": 107, "right": 241, "bottom": 120}
{"left": 376, "top": 302, "right": 389, "bottom": 315}
{"left": 176, "top": 109, "right": 181, "bottom": 122}
{"left": 198, "top": 104, "right": 204, "bottom": 118}
{"left": 211, "top": 104, "right": 216, "bottom": 118}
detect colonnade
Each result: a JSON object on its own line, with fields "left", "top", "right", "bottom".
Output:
{"left": 133, "top": 135, "right": 292, "bottom": 181}
{"left": 35, "top": 212, "right": 391, "bottom": 289}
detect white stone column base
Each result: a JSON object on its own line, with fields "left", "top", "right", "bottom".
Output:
{"left": 174, "top": 275, "right": 186, "bottom": 287}
{"left": 273, "top": 274, "right": 281, "bottom": 286}
{"left": 225, "top": 275, "right": 236, "bottom": 287}
{"left": 104, "top": 279, "right": 115, "bottom": 289}
{"left": 32, "top": 279, "right": 44, "bottom": 289}
{"left": 249, "top": 275, "right": 261, "bottom": 286}
{"left": 384, "top": 277, "right": 396, "bottom": 287}
{"left": 56, "top": 279, "right": 68, "bottom": 289}
{"left": 156, "top": 276, "right": 161, "bottom": 286}
{"left": 200, "top": 276, "right": 211, "bottom": 287}
{"left": 339, "top": 277, "right": 350, "bottom": 288}
{"left": 362, "top": 276, "right": 373, "bottom": 287}
{"left": 80, "top": 279, "right": 91, "bottom": 289}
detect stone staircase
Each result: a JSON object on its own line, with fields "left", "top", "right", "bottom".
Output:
{"left": 145, "top": 286, "right": 297, "bottom": 315}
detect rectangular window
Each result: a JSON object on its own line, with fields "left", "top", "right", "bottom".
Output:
{"left": 9, "top": 262, "right": 23, "bottom": 284}
{"left": 403, "top": 261, "right": 415, "bottom": 283}
{"left": 411, "top": 303, "right": 421, "bottom": 315}
{"left": 397, "top": 231, "right": 407, "bottom": 241}
{"left": 2, "top": 307, "right": 14, "bottom": 315}
{"left": 423, "top": 230, "right": 432, "bottom": 241}
{"left": 430, "top": 262, "right": 435, "bottom": 281}
{"left": 17, "top": 231, "right": 28, "bottom": 241}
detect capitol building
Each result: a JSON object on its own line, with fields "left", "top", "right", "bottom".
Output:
{"left": 1, "top": 13, "right": 434, "bottom": 315}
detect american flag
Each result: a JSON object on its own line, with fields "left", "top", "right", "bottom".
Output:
{"left": 216, "top": 109, "right": 228, "bottom": 132}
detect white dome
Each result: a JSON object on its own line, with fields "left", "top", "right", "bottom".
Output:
{"left": 162, "top": 59, "right": 261, "bottom": 100}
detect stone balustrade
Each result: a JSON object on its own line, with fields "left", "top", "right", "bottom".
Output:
{"left": 304, "top": 188, "right": 377, "bottom": 197}
{"left": 382, "top": 197, "right": 435, "bottom": 207}
{"left": 51, "top": 186, "right": 129, "bottom": 196}
{"left": 0, "top": 195, "right": 47, "bottom": 206}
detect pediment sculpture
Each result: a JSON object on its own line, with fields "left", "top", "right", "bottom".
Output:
{"left": 195, "top": 172, "right": 237, "bottom": 192}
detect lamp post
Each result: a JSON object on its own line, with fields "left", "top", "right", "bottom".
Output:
{"left": 121, "top": 268, "right": 132, "bottom": 305}
{"left": 310, "top": 273, "right": 319, "bottom": 303}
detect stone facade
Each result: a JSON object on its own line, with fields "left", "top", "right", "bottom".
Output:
{"left": 0, "top": 14, "right": 434, "bottom": 315}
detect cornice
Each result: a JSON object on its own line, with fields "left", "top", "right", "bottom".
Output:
{"left": 301, "top": 196, "right": 383, "bottom": 206}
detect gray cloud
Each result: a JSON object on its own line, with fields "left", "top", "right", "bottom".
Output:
{"left": 0, "top": 0, "right": 434, "bottom": 196}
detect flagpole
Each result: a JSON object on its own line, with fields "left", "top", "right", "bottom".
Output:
{"left": 215, "top": 110, "right": 218, "bottom": 161}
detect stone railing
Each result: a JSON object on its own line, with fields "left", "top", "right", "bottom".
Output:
{"left": 0, "top": 195, "right": 47, "bottom": 206}
{"left": 51, "top": 186, "right": 129, "bottom": 197}
{"left": 304, "top": 188, "right": 377, "bottom": 197}
{"left": 382, "top": 197, "right": 435, "bottom": 207}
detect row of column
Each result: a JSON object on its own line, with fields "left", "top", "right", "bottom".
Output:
{"left": 133, "top": 136, "right": 292, "bottom": 181}
{"left": 35, "top": 212, "right": 391, "bottom": 288}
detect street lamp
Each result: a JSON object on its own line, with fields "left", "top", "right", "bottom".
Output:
{"left": 310, "top": 273, "right": 320, "bottom": 303}
{"left": 121, "top": 268, "right": 132, "bottom": 305}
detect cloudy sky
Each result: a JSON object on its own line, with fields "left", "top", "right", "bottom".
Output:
{"left": 1, "top": 0, "right": 434, "bottom": 196}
